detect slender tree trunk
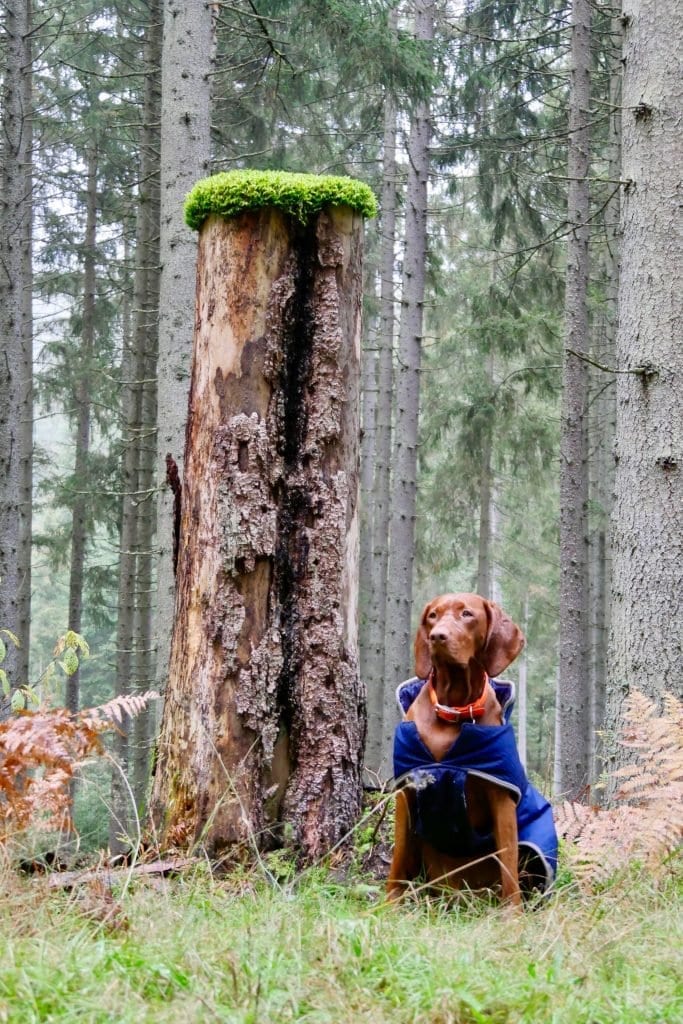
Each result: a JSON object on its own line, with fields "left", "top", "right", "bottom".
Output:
{"left": 358, "top": 315, "right": 377, "bottom": 679}
{"left": 557, "top": 0, "right": 592, "bottom": 799}
{"left": 66, "top": 146, "right": 98, "bottom": 715}
{"left": 517, "top": 593, "right": 529, "bottom": 768}
{"left": 132, "top": 0, "right": 162, "bottom": 817}
{"left": 363, "top": 66, "right": 398, "bottom": 782}
{"left": 111, "top": 3, "right": 162, "bottom": 851}
{"left": 150, "top": 204, "right": 366, "bottom": 860}
{"left": 111, "top": 222, "right": 141, "bottom": 851}
{"left": 477, "top": 353, "right": 496, "bottom": 599}
{"left": 383, "top": 0, "right": 434, "bottom": 717}
{"left": 154, "top": 0, "right": 213, "bottom": 695}
{"left": 606, "top": 0, "right": 683, "bottom": 778}
{"left": 0, "top": 0, "right": 33, "bottom": 708}
{"left": 591, "top": 16, "right": 622, "bottom": 784}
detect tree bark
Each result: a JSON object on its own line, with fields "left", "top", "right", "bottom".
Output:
{"left": 66, "top": 145, "right": 98, "bottom": 715}
{"left": 606, "top": 0, "right": 683, "bottom": 774}
{"left": 383, "top": 0, "right": 434, "bottom": 730}
{"left": 363, "top": 68, "right": 398, "bottom": 782}
{"left": 150, "top": 205, "right": 366, "bottom": 860}
{"left": 358, "top": 318, "right": 377, "bottom": 679}
{"left": 557, "top": 0, "right": 591, "bottom": 799}
{"left": 111, "top": 2, "right": 162, "bottom": 851}
{"left": 154, "top": 0, "right": 213, "bottom": 696}
{"left": 0, "top": 0, "right": 33, "bottom": 708}
{"left": 131, "top": 1, "right": 162, "bottom": 819}
{"left": 590, "top": 15, "right": 621, "bottom": 785}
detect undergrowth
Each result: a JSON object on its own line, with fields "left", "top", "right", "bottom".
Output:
{"left": 555, "top": 690, "right": 683, "bottom": 889}
{"left": 1, "top": 685, "right": 681, "bottom": 1021}
{"left": 0, "top": 856, "right": 681, "bottom": 1024}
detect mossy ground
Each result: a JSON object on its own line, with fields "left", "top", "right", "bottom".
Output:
{"left": 184, "top": 169, "right": 378, "bottom": 231}
{"left": 1, "top": 856, "right": 681, "bottom": 1023}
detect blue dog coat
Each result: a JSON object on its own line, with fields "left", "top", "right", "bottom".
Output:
{"left": 393, "top": 677, "right": 558, "bottom": 891}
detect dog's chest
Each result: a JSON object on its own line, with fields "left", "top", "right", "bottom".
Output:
{"left": 408, "top": 699, "right": 462, "bottom": 762}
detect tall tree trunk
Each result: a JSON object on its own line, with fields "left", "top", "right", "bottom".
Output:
{"left": 517, "top": 593, "right": 529, "bottom": 768}
{"left": 0, "top": 0, "right": 33, "bottom": 708}
{"left": 132, "top": 0, "right": 162, "bottom": 818}
{"left": 606, "top": 0, "right": 683, "bottom": 775}
{"left": 358, "top": 315, "right": 377, "bottom": 679}
{"left": 66, "top": 145, "right": 98, "bottom": 715}
{"left": 111, "top": 220, "right": 141, "bottom": 851}
{"left": 111, "top": 2, "right": 162, "bottom": 851}
{"left": 363, "top": 66, "right": 398, "bottom": 782}
{"left": 383, "top": 0, "right": 434, "bottom": 718}
{"left": 154, "top": 0, "right": 213, "bottom": 695}
{"left": 557, "top": 0, "right": 591, "bottom": 799}
{"left": 590, "top": 15, "right": 622, "bottom": 784}
{"left": 477, "top": 352, "right": 496, "bottom": 599}
{"left": 150, "top": 202, "right": 366, "bottom": 860}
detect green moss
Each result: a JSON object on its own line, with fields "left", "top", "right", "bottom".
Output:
{"left": 184, "top": 169, "right": 378, "bottom": 231}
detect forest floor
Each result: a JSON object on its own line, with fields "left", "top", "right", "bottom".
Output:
{"left": 1, "top": 846, "right": 681, "bottom": 1024}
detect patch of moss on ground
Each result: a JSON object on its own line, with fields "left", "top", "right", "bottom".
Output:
{"left": 184, "top": 169, "right": 378, "bottom": 230}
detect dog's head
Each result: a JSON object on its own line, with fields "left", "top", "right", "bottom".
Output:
{"left": 414, "top": 592, "right": 525, "bottom": 679}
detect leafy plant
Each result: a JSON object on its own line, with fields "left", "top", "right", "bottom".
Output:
{"left": 1, "top": 629, "right": 90, "bottom": 711}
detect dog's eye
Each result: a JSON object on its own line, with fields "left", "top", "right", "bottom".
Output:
{"left": 461, "top": 609, "right": 474, "bottom": 618}
{"left": 427, "top": 610, "right": 437, "bottom": 620}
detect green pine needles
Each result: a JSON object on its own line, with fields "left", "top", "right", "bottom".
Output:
{"left": 184, "top": 169, "right": 378, "bottom": 230}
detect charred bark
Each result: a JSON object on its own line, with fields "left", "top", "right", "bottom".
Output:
{"left": 150, "top": 206, "right": 366, "bottom": 861}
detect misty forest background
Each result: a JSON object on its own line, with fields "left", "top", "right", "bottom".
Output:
{"left": 1, "top": 0, "right": 680, "bottom": 853}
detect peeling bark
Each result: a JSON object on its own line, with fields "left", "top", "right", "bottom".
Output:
{"left": 150, "top": 207, "right": 366, "bottom": 860}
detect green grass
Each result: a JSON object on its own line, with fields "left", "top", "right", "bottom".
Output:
{"left": 184, "top": 169, "right": 378, "bottom": 230}
{"left": 1, "top": 862, "right": 681, "bottom": 1023}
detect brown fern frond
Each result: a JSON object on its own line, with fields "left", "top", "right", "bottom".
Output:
{"left": 0, "top": 691, "right": 161, "bottom": 845}
{"left": 80, "top": 690, "right": 160, "bottom": 730}
{"left": 555, "top": 690, "right": 683, "bottom": 890}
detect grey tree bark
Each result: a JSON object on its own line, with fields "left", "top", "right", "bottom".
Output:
{"left": 383, "top": 1, "right": 434, "bottom": 752}
{"left": 111, "top": 5, "right": 162, "bottom": 852}
{"left": 476, "top": 352, "right": 497, "bottom": 600}
{"left": 363, "top": 69, "right": 398, "bottom": 782}
{"left": 66, "top": 145, "right": 98, "bottom": 715}
{"left": 606, "top": 0, "right": 683, "bottom": 770}
{"left": 557, "top": 0, "right": 592, "bottom": 799}
{"left": 154, "top": 0, "right": 213, "bottom": 695}
{"left": 150, "top": 205, "right": 366, "bottom": 860}
{"left": 517, "top": 593, "right": 529, "bottom": 767}
{"left": 589, "top": 16, "right": 621, "bottom": 784}
{"left": 0, "top": 0, "right": 33, "bottom": 707}
{"left": 358, "top": 318, "right": 377, "bottom": 678}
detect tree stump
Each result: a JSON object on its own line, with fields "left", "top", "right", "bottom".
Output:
{"left": 150, "top": 172, "right": 376, "bottom": 860}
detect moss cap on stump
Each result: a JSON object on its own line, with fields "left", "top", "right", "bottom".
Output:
{"left": 184, "top": 169, "right": 378, "bottom": 231}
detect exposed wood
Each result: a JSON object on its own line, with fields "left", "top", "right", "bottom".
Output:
{"left": 150, "top": 205, "right": 366, "bottom": 861}
{"left": 45, "top": 857, "right": 197, "bottom": 890}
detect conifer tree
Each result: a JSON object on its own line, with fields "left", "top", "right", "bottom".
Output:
{"left": 0, "top": 0, "right": 33, "bottom": 706}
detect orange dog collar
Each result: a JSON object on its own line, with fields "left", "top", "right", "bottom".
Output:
{"left": 427, "top": 672, "right": 488, "bottom": 723}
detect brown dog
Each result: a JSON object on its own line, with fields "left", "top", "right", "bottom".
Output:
{"left": 387, "top": 593, "right": 526, "bottom": 907}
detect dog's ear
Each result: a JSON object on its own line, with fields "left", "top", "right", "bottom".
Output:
{"left": 481, "top": 601, "right": 525, "bottom": 678}
{"left": 414, "top": 602, "right": 433, "bottom": 679}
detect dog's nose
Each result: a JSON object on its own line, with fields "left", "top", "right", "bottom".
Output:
{"left": 430, "top": 628, "right": 448, "bottom": 644}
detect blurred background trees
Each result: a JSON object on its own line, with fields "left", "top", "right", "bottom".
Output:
{"left": 1, "top": 0, "right": 677, "bottom": 849}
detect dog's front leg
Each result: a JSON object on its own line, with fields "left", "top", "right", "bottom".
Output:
{"left": 487, "top": 784, "right": 522, "bottom": 909}
{"left": 387, "top": 787, "right": 420, "bottom": 902}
